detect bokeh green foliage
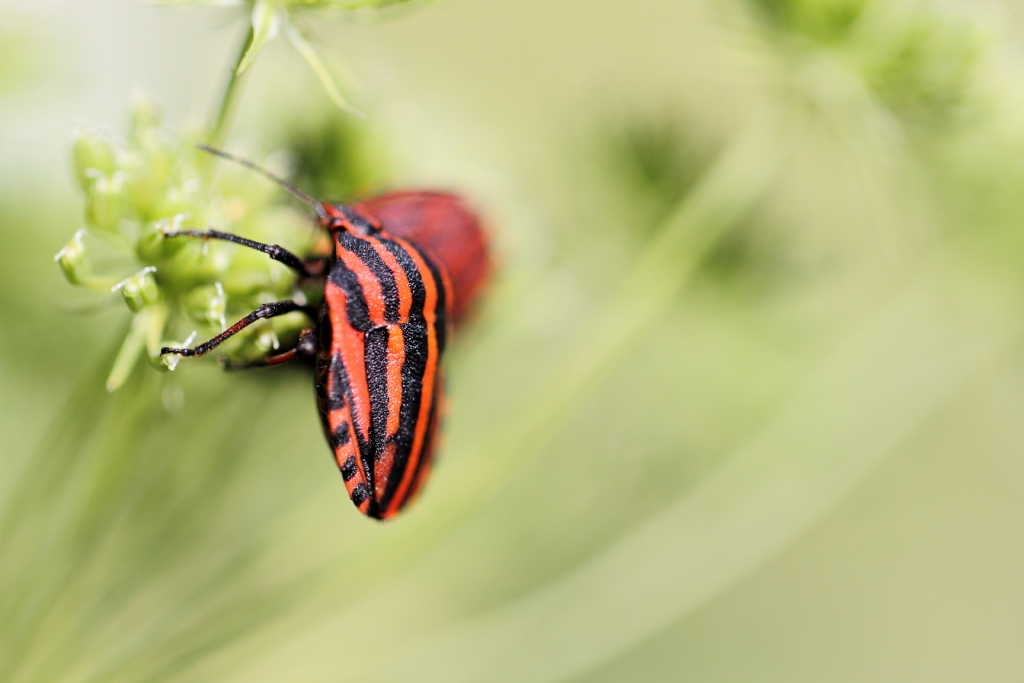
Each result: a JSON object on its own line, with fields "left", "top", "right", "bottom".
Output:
{"left": 5, "top": 0, "right": 1024, "bottom": 681}
{"left": 283, "top": 113, "right": 389, "bottom": 202}
{"left": 749, "top": 0, "right": 869, "bottom": 42}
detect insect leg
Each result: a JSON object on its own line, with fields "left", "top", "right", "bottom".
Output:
{"left": 220, "top": 329, "right": 317, "bottom": 370}
{"left": 164, "top": 228, "right": 310, "bottom": 276}
{"left": 161, "top": 300, "right": 307, "bottom": 358}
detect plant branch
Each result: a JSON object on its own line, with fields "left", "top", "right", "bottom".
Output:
{"left": 210, "top": 22, "right": 255, "bottom": 147}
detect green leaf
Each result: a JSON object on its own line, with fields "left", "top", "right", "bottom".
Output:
{"left": 236, "top": 0, "right": 279, "bottom": 76}
{"left": 283, "top": 18, "right": 362, "bottom": 116}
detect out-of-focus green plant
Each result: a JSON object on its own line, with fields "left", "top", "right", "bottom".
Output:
{"left": 746, "top": 0, "right": 984, "bottom": 131}
{"left": 281, "top": 112, "right": 389, "bottom": 201}
{"left": 748, "top": 0, "right": 869, "bottom": 43}
{"left": 162, "top": 0, "right": 429, "bottom": 139}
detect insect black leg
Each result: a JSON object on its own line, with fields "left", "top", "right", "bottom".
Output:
{"left": 163, "top": 228, "right": 310, "bottom": 276}
{"left": 161, "top": 300, "right": 307, "bottom": 358}
{"left": 220, "top": 329, "right": 317, "bottom": 370}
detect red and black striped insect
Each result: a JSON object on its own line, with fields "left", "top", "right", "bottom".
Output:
{"left": 162, "top": 145, "right": 490, "bottom": 520}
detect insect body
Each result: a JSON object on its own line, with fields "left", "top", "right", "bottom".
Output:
{"left": 162, "top": 146, "right": 489, "bottom": 520}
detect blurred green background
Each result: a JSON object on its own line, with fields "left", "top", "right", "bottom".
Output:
{"left": 5, "top": 0, "right": 1024, "bottom": 680}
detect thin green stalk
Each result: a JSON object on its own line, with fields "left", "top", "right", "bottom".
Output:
{"left": 210, "top": 24, "right": 254, "bottom": 148}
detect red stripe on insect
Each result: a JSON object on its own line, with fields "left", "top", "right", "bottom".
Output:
{"left": 325, "top": 281, "right": 373, "bottom": 447}
{"left": 383, "top": 235, "right": 443, "bottom": 517}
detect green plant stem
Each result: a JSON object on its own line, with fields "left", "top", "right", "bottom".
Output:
{"left": 210, "top": 23, "right": 254, "bottom": 148}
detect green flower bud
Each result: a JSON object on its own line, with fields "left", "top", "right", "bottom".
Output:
{"left": 139, "top": 128, "right": 176, "bottom": 183}
{"left": 123, "top": 132, "right": 176, "bottom": 219}
{"left": 72, "top": 131, "right": 115, "bottom": 189}
{"left": 185, "top": 282, "right": 228, "bottom": 329}
{"left": 84, "top": 172, "right": 127, "bottom": 234}
{"left": 54, "top": 229, "right": 90, "bottom": 285}
{"left": 152, "top": 182, "right": 203, "bottom": 223}
{"left": 137, "top": 215, "right": 190, "bottom": 263}
{"left": 129, "top": 90, "right": 162, "bottom": 141}
{"left": 160, "top": 331, "right": 197, "bottom": 372}
{"left": 113, "top": 267, "right": 161, "bottom": 312}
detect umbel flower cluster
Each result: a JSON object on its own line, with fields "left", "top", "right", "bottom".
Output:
{"left": 57, "top": 93, "right": 319, "bottom": 390}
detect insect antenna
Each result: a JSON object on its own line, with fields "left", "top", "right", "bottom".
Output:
{"left": 196, "top": 143, "right": 329, "bottom": 222}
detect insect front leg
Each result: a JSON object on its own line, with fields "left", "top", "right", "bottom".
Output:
{"left": 163, "top": 228, "right": 312, "bottom": 276}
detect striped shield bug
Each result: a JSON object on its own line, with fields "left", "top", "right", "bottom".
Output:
{"left": 162, "top": 145, "right": 491, "bottom": 519}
